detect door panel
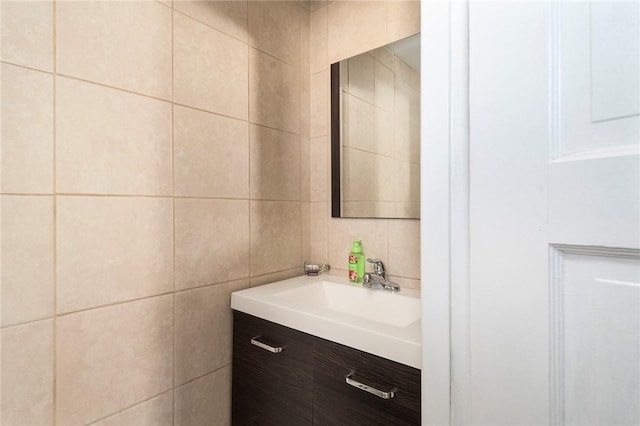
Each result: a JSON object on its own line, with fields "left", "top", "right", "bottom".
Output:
{"left": 550, "top": 247, "right": 640, "bottom": 425}
{"left": 553, "top": 2, "right": 640, "bottom": 158}
{"left": 590, "top": 2, "right": 640, "bottom": 122}
{"left": 470, "top": 1, "right": 640, "bottom": 425}
{"left": 549, "top": 155, "right": 640, "bottom": 248}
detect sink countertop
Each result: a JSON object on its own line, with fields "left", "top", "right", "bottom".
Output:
{"left": 231, "top": 274, "right": 421, "bottom": 369}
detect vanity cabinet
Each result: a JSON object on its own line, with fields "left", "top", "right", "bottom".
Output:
{"left": 313, "top": 339, "right": 421, "bottom": 425}
{"left": 232, "top": 312, "right": 314, "bottom": 425}
{"left": 232, "top": 312, "right": 420, "bottom": 425}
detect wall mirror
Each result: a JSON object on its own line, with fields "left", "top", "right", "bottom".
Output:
{"left": 331, "top": 33, "right": 420, "bottom": 219}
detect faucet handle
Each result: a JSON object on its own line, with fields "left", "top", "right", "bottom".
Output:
{"left": 366, "top": 258, "right": 386, "bottom": 277}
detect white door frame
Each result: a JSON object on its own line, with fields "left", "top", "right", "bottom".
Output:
{"left": 420, "top": 0, "right": 471, "bottom": 424}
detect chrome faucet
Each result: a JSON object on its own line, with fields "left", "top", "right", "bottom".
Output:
{"left": 363, "top": 258, "right": 400, "bottom": 292}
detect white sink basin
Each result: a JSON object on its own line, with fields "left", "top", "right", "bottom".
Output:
{"left": 231, "top": 274, "right": 421, "bottom": 369}
{"left": 274, "top": 280, "right": 421, "bottom": 328}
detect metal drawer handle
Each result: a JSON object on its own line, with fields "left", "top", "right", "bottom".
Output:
{"left": 250, "top": 336, "right": 285, "bottom": 353}
{"left": 345, "top": 372, "right": 396, "bottom": 399}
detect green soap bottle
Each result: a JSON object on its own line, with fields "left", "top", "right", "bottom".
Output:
{"left": 348, "top": 240, "right": 364, "bottom": 283}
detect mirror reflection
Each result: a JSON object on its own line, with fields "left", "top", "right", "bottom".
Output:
{"left": 331, "top": 34, "right": 420, "bottom": 219}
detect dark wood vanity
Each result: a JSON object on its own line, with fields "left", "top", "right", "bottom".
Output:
{"left": 232, "top": 311, "right": 421, "bottom": 425}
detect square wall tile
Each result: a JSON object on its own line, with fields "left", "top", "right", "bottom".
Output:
{"left": 1, "top": 320, "right": 54, "bottom": 426}
{"left": 328, "top": 217, "right": 388, "bottom": 273}
{"left": 249, "top": 49, "right": 300, "bottom": 134}
{"left": 388, "top": 275, "right": 421, "bottom": 291}
{"left": 250, "top": 201, "right": 301, "bottom": 275}
{"left": 248, "top": 1, "right": 300, "bottom": 66}
{"left": 309, "top": 201, "right": 329, "bottom": 264}
{"left": 327, "top": 1, "right": 387, "bottom": 64}
{"left": 250, "top": 268, "right": 301, "bottom": 288}
{"left": 56, "top": 196, "right": 173, "bottom": 314}
{"left": 174, "top": 13, "right": 248, "bottom": 119}
{"left": 301, "top": 137, "right": 311, "bottom": 202}
{"left": 174, "top": 280, "right": 249, "bottom": 385}
{"left": 0, "top": 0, "right": 53, "bottom": 71}
{"left": 302, "top": 76, "right": 311, "bottom": 138}
{"left": 174, "top": 367, "right": 232, "bottom": 426}
{"left": 56, "top": 1, "right": 172, "bottom": 99}
{"left": 301, "top": 201, "right": 311, "bottom": 263}
{"left": 388, "top": 219, "right": 420, "bottom": 279}
{"left": 1, "top": 64, "right": 53, "bottom": 194}
{"left": 310, "top": 71, "right": 328, "bottom": 138}
{"left": 174, "top": 0, "right": 248, "bottom": 42}
{"left": 1, "top": 196, "right": 53, "bottom": 327}
{"left": 92, "top": 392, "right": 173, "bottom": 426}
{"left": 387, "top": 1, "right": 421, "bottom": 42}
{"left": 300, "top": 8, "right": 311, "bottom": 139}
{"left": 56, "top": 77, "right": 172, "bottom": 196}
{"left": 250, "top": 124, "right": 301, "bottom": 200}
{"left": 309, "top": 136, "right": 328, "bottom": 202}
{"left": 309, "top": 0, "right": 327, "bottom": 12}
{"left": 174, "top": 199, "right": 250, "bottom": 291}
{"left": 56, "top": 295, "right": 173, "bottom": 425}
{"left": 310, "top": 6, "right": 328, "bottom": 73}
{"left": 174, "top": 106, "right": 249, "bottom": 198}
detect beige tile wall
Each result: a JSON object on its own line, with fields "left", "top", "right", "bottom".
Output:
{"left": 308, "top": 0, "right": 421, "bottom": 289}
{"left": 1, "top": 1, "right": 310, "bottom": 424}
{"left": 1, "top": 2, "right": 420, "bottom": 424}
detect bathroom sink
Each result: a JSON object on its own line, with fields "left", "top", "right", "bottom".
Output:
{"left": 274, "top": 280, "right": 420, "bottom": 328}
{"left": 231, "top": 274, "right": 421, "bottom": 369}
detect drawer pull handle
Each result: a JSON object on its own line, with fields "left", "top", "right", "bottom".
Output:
{"left": 250, "top": 336, "right": 285, "bottom": 353}
{"left": 345, "top": 372, "right": 396, "bottom": 400}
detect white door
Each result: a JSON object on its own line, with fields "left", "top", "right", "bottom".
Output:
{"left": 468, "top": 1, "right": 640, "bottom": 425}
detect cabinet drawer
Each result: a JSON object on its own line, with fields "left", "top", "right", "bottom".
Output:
{"left": 232, "top": 312, "right": 313, "bottom": 425}
{"left": 313, "top": 338, "right": 421, "bottom": 425}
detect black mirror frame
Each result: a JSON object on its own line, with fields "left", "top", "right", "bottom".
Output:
{"left": 330, "top": 62, "right": 341, "bottom": 218}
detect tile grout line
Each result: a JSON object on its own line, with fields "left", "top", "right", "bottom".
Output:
{"left": 0, "top": 60, "right": 54, "bottom": 75}
{"left": 173, "top": 362, "right": 233, "bottom": 391}
{"left": 4, "top": 61, "right": 304, "bottom": 139}
{"left": 174, "top": 6, "right": 301, "bottom": 71}
{"left": 247, "top": 3, "right": 252, "bottom": 282}
{"left": 54, "top": 71, "right": 172, "bottom": 103}
{"left": 32, "top": 193, "right": 309, "bottom": 202}
{"left": 321, "top": 2, "right": 330, "bottom": 264}
{"left": 171, "top": 102, "right": 247, "bottom": 126}
{"left": 172, "top": 7, "right": 247, "bottom": 52}
{"left": 85, "top": 389, "right": 172, "bottom": 426}
{"left": 173, "top": 7, "right": 302, "bottom": 70}
{"left": 299, "top": 2, "right": 304, "bottom": 266}
{"left": 0, "top": 317, "right": 55, "bottom": 332}
{"left": 3, "top": 267, "right": 278, "bottom": 329}
{"left": 174, "top": 101, "right": 302, "bottom": 138}
{"left": 0, "top": 193, "right": 55, "bottom": 197}
{"left": 170, "top": 2, "right": 176, "bottom": 424}
{"left": 53, "top": 292, "right": 176, "bottom": 320}
{"left": 52, "top": 0, "right": 58, "bottom": 423}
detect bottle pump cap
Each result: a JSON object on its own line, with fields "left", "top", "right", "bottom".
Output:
{"left": 351, "top": 240, "right": 362, "bottom": 253}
